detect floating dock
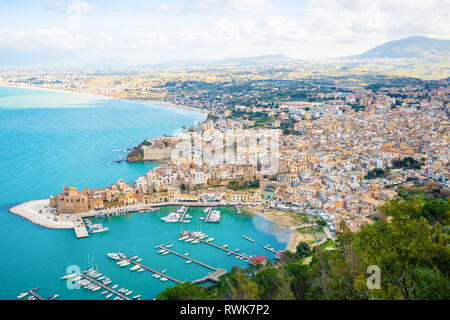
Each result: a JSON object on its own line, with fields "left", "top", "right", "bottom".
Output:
{"left": 156, "top": 245, "right": 217, "bottom": 271}
{"left": 191, "top": 269, "right": 227, "bottom": 284}
{"left": 156, "top": 245, "right": 227, "bottom": 284}
{"left": 26, "top": 288, "right": 45, "bottom": 300}
{"left": 204, "top": 207, "right": 213, "bottom": 222}
{"left": 242, "top": 235, "right": 254, "bottom": 242}
{"left": 190, "top": 237, "right": 251, "bottom": 260}
{"left": 179, "top": 206, "right": 189, "bottom": 223}
{"left": 118, "top": 256, "right": 183, "bottom": 284}
{"left": 79, "top": 273, "right": 131, "bottom": 300}
{"left": 263, "top": 245, "right": 279, "bottom": 254}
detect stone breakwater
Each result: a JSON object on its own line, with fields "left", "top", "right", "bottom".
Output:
{"left": 9, "top": 200, "right": 74, "bottom": 229}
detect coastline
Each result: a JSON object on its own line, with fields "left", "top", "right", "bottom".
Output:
{"left": 130, "top": 98, "right": 210, "bottom": 115}
{"left": 241, "top": 205, "right": 315, "bottom": 252}
{"left": 9, "top": 200, "right": 74, "bottom": 229}
{"left": 0, "top": 83, "right": 209, "bottom": 116}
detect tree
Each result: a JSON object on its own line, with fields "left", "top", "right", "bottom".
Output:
{"left": 296, "top": 242, "right": 311, "bottom": 258}
{"left": 254, "top": 268, "right": 295, "bottom": 300}
{"left": 352, "top": 207, "right": 450, "bottom": 299}
{"left": 308, "top": 223, "right": 367, "bottom": 300}
{"left": 285, "top": 262, "right": 311, "bottom": 299}
{"left": 218, "top": 272, "right": 260, "bottom": 300}
{"left": 156, "top": 283, "right": 210, "bottom": 300}
{"left": 421, "top": 199, "right": 450, "bottom": 225}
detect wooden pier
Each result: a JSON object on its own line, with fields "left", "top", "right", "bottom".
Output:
{"left": 119, "top": 257, "right": 183, "bottom": 284}
{"left": 79, "top": 273, "right": 131, "bottom": 300}
{"left": 27, "top": 288, "right": 45, "bottom": 300}
{"left": 156, "top": 245, "right": 217, "bottom": 271}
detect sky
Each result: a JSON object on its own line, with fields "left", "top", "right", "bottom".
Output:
{"left": 0, "top": 0, "right": 449, "bottom": 66}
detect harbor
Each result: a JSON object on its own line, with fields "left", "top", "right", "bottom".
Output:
{"left": 113, "top": 254, "right": 183, "bottom": 284}
{"left": 79, "top": 272, "right": 131, "bottom": 300}
{"left": 7, "top": 205, "right": 289, "bottom": 299}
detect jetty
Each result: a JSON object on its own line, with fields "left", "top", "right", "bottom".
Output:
{"left": 263, "top": 245, "right": 279, "bottom": 254}
{"left": 204, "top": 207, "right": 213, "bottom": 222}
{"left": 156, "top": 245, "right": 217, "bottom": 271}
{"left": 190, "top": 237, "right": 251, "bottom": 260}
{"left": 191, "top": 269, "right": 227, "bottom": 284}
{"left": 74, "top": 220, "right": 89, "bottom": 238}
{"left": 178, "top": 206, "right": 189, "bottom": 223}
{"left": 156, "top": 245, "right": 227, "bottom": 284}
{"left": 79, "top": 273, "right": 131, "bottom": 300}
{"left": 242, "top": 235, "right": 254, "bottom": 242}
{"left": 117, "top": 256, "right": 183, "bottom": 284}
{"left": 26, "top": 288, "right": 45, "bottom": 300}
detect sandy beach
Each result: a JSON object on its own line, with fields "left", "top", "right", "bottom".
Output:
{"left": 131, "top": 98, "right": 210, "bottom": 115}
{"left": 241, "top": 205, "right": 316, "bottom": 252}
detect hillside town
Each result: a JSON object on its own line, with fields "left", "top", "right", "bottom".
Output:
{"left": 47, "top": 78, "right": 449, "bottom": 243}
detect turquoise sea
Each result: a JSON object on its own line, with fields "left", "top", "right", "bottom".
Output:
{"left": 0, "top": 86, "right": 290, "bottom": 300}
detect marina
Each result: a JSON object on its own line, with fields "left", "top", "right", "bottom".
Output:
{"left": 179, "top": 232, "right": 252, "bottom": 260}
{"left": 0, "top": 86, "right": 289, "bottom": 300}
{"left": 20, "top": 288, "right": 45, "bottom": 301}
{"left": 113, "top": 254, "right": 183, "bottom": 284}
{"left": 178, "top": 206, "right": 189, "bottom": 223}
{"left": 263, "top": 245, "right": 280, "bottom": 254}
{"left": 78, "top": 272, "right": 131, "bottom": 300}
{"left": 155, "top": 245, "right": 218, "bottom": 271}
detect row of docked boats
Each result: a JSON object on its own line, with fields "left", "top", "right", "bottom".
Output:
{"left": 161, "top": 206, "right": 191, "bottom": 223}
{"left": 207, "top": 209, "right": 221, "bottom": 223}
{"left": 178, "top": 231, "right": 214, "bottom": 244}
{"left": 60, "top": 268, "right": 141, "bottom": 300}
{"left": 17, "top": 290, "right": 59, "bottom": 300}
{"left": 109, "top": 252, "right": 169, "bottom": 282}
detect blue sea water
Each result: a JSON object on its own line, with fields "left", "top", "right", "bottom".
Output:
{"left": 0, "top": 86, "right": 290, "bottom": 300}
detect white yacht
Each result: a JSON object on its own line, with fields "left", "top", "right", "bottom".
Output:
{"left": 17, "top": 292, "right": 29, "bottom": 299}
{"left": 107, "top": 253, "right": 120, "bottom": 260}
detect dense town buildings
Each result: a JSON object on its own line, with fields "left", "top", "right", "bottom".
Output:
{"left": 8, "top": 68, "right": 446, "bottom": 237}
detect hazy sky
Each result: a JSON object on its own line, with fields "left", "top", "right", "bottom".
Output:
{"left": 0, "top": 0, "right": 449, "bottom": 66}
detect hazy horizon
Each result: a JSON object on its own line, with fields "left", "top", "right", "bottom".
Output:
{"left": 0, "top": 0, "right": 449, "bottom": 67}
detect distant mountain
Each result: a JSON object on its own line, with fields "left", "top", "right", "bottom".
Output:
{"left": 356, "top": 36, "right": 450, "bottom": 61}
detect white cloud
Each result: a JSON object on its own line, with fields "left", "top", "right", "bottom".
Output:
{"left": 1, "top": 0, "right": 449, "bottom": 64}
